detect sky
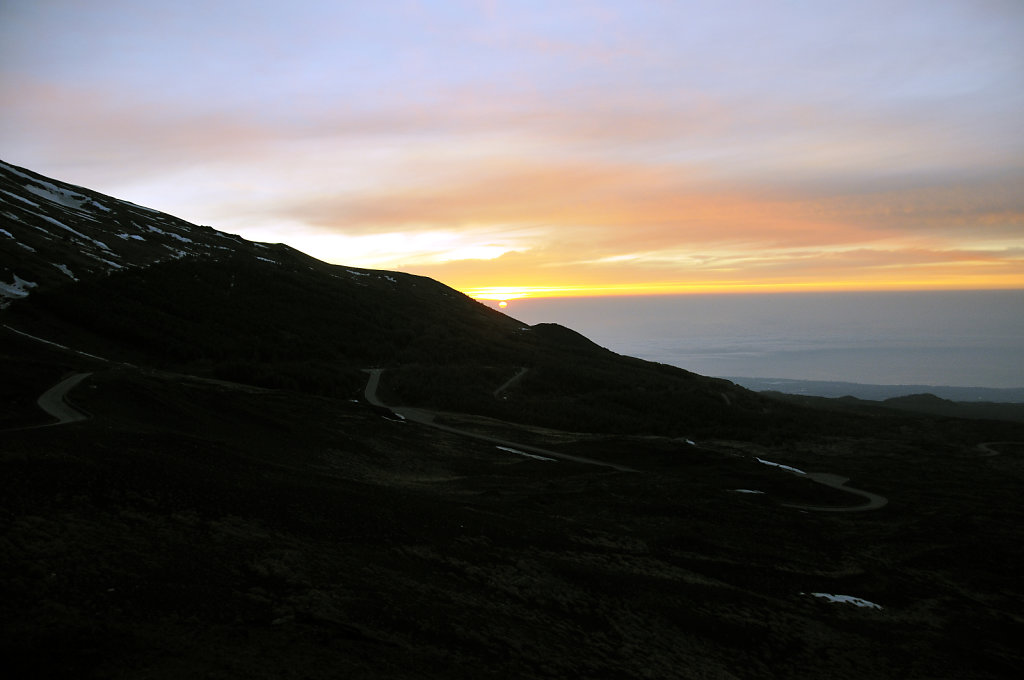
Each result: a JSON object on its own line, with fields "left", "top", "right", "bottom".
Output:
{"left": 2, "top": 0, "right": 1023, "bottom": 299}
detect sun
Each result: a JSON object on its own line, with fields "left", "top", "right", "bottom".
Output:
{"left": 498, "top": 300, "right": 508, "bottom": 309}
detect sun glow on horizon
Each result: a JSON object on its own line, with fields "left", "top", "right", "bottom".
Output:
{"left": 3, "top": 1, "right": 1022, "bottom": 300}
{"left": 462, "top": 277, "right": 1024, "bottom": 302}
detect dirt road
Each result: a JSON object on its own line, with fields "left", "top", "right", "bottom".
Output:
{"left": 35, "top": 372, "right": 92, "bottom": 426}
{"left": 785, "top": 472, "right": 888, "bottom": 512}
{"left": 364, "top": 369, "right": 635, "bottom": 472}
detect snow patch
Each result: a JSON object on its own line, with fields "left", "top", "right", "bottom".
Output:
{"left": 733, "top": 489, "right": 765, "bottom": 494}
{"left": 346, "top": 269, "right": 371, "bottom": 277}
{"left": 52, "top": 263, "right": 77, "bottom": 280}
{"left": 24, "top": 182, "right": 89, "bottom": 210}
{"left": 0, "top": 274, "right": 38, "bottom": 303}
{"left": 34, "top": 213, "right": 114, "bottom": 252}
{"left": 807, "top": 593, "right": 882, "bottom": 609}
{"left": 0, "top": 228, "right": 12, "bottom": 238}
{"left": 496, "top": 446, "right": 556, "bottom": 462}
{"left": 116, "top": 232, "right": 146, "bottom": 241}
{"left": 1, "top": 162, "right": 46, "bottom": 183}
{"left": 1, "top": 189, "right": 41, "bottom": 207}
{"left": 756, "top": 457, "right": 806, "bottom": 475}
{"left": 255, "top": 256, "right": 278, "bottom": 264}
{"left": 145, "top": 223, "right": 196, "bottom": 245}
{"left": 89, "top": 254, "right": 124, "bottom": 269}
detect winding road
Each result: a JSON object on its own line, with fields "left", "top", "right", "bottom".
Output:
{"left": 5, "top": 371, "right": 94, "bottom": 430}
{"left": 364, "top": 369, "right": 897, "bottom": 509}
{"left": 493, "top": 367, "right": 528, "bottom": 398}
{"left": 364, "top": 369, "right": 636, "bottom": 472}
{"left": 11, "top": 330, "right": 889, "bottom": 511}
{"left": 37, "top": 372, "right": 92, "bottom": 425}
{"left": 976, "top": 441, "right": 1015, "bottom": 457}
{"left": 784, "top": 472, "right": 888, "bottom": 512}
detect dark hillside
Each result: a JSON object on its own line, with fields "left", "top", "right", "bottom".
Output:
{"left": 3, "top": 330, "right": 1024, "bottom": 680}
{"left": 9, "top": 251, "right": 795, "bottom": 438}
{"left": 2, "top": 157, "right": 797, "bottom": 439}
{"left": 4, "top": 161, "right": 1024, "bottom": 679}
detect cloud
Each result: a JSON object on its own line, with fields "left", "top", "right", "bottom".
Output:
{"left": 3, "top": 0, "right": 1022, "bottom": 295}
{"left": 408, "top": 241, "right": 1024, "bottom": 296}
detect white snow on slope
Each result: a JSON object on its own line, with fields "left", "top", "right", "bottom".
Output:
{"left": 116, "top": 232, "right": 146, "bottom": 241}
{"left": 756, "top": 457, "right": 806, "bottom": 475}
{"left": 24, "top": 183, "right": 89, "bottom": 210}
{"left": 52, "top": 263, "right": 77, "bottom": 280}
{"left": 1, "top": 189, "right": 41, "bottom": 207}
{"left": 2, "top": 227, "right": 36, "bottom": 252}
{"left": 733, "top": 489, "right": 765, "bottom": 494}
{"left": 34, "top": 213, "right": 114, "bottom": 252}
{"left": 89, "top": 255, "right": 124, "bottom": 269}
{"left": 148, "top": 223, "right": 195, "bottom": 243}
{"left": 808, "top": 593, "right": 883, "bottom": 609}
{"left": 0, "top": 274, "right": 38, "bottom": 305}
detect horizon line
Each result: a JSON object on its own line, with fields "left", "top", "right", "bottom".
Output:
{"left": 463, "top": 282, "right": 1024, "bottom": 301}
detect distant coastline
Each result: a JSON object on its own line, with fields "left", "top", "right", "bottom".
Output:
{"left": 504, "top": 290, "right": 1024, "bottom": 392}
{"left": 721, "top": 376, "right": 1024, "bottom": 404}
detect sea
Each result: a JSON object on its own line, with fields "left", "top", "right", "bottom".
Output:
{"left": 492, "top": 290, "right": 1024, "bottom": 400}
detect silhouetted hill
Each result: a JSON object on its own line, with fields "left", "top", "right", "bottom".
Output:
{"left": 1, "top": 159, "right": 805, "bottom": 439}
{"left": 762, "top": 389, "right": 1024, "bottom": 424}
{"left": 728, "top": 376, "right": 1024, "bottom": 403}
{"left": 4, "top": 160, "right": 1024, "bottom": 679}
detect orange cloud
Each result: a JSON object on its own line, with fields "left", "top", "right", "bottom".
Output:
{"left": 5, "top": 68, "right": 1022, "bottom": 299}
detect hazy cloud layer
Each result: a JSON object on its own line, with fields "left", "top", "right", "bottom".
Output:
{"left": 2, "top": 0, "right": 1022, "bottom": 294}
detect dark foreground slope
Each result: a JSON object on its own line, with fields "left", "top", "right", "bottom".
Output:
{"left": 3, "top": 332, "right": 1024, "bottom": 680}
{"left": 3, "top": 161, "right": 1024, "bottom": 678}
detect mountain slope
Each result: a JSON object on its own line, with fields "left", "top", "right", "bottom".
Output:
{"left": 1, "top": 160, "right": 276, "bottom": 302}
{"left": 2, "top": 159, "right": 785, "bottom": 438}
{"left": 3, "top": 160, "right": 1024, "bottom": 679}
